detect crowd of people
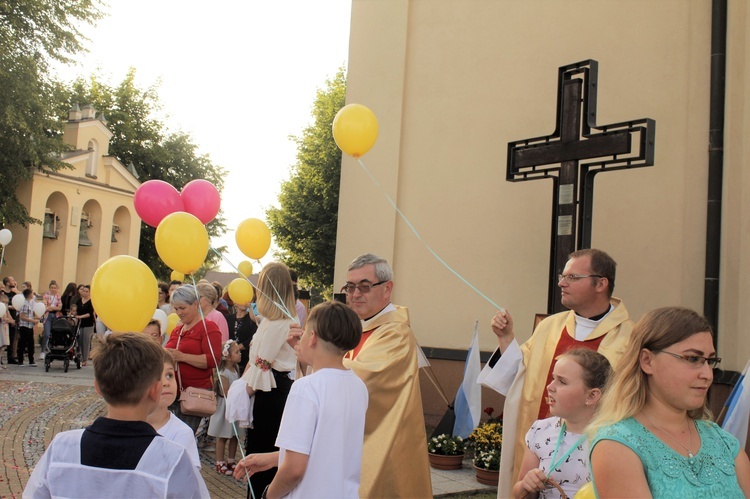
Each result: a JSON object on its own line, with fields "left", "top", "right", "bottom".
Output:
{"left": 0, "top": 277, "right": 98, "bottom": 368}
{"left": 13, "top": 248, "right": 750, "bottom": 498}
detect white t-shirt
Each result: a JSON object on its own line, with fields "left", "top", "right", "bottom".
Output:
{"left": 159, "top": 412, "right": 201, "bottom": 470}
{"left": 24, "top": 427, "right": 208, "bottom": 499}
{"left": 275, "top": 368, "right": 368, "bottom": 498}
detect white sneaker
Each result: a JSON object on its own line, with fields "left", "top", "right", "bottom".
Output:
{"left": 39, "top": 353, "right": 45, "bottom": 360}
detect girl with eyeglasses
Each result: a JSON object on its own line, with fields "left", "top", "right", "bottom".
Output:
{"left": 589, "top": 306, "right": 750, "bottom": 497}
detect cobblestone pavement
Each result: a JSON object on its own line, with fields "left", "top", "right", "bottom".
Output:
{"left": 0, "top": 364, "right": 246, "bottom": 498}
{"left": 1, "top": 362, "right": 494, "bottom": 498}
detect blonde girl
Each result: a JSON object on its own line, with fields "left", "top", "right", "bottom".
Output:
{"left": 513, "top": 349, "right": 611, "bottom": 499}
{"left": 240, "top": 262, "right": 297, "bottom": 498}
{"left": 208, "top": 339, "right": 243, "bottom": 475}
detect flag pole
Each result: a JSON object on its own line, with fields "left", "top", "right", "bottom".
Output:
{"left": 421, "top": 365, "right": 451, "bottom": 407}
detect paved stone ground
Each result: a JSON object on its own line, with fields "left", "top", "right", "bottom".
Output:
{"left": 0, "top": 377, "right": 245, "bottom": 497}
{"left": 0, "top": 362, "right": 495, "bottom": 498}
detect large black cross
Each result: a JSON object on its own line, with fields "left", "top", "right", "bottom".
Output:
{"left": 507, "top": 60, "right": 655, "bottom": 314}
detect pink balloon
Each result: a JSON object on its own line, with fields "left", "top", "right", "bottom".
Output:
{"left": 134, "top": 180, "right": 184, "bottom": 227}
{"left": 181, "top": 179, "right": 221, "bottom": 224}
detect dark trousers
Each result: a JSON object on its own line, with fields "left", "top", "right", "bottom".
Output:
{"left": 245, "top": 370, "right": 292, "bottom": 499}
{"left": 17, "top": 326, "right": 34, "bottom": 364}
{"left": 7, "top": 324, "right": 17, "bottom": 361}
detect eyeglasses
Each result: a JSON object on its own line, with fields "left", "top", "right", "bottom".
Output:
{"left": 658, "top": 350, "right": 722, "bottom": 368}
{"left": 557, "top": 274, "right": 603, "bottom": 284}
{"left": 341, "top": 281, "right": 387, "bottom": 295}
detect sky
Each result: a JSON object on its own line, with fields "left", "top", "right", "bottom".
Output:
{"left": 57, "top": 0, "right": 352, "bottom": 272}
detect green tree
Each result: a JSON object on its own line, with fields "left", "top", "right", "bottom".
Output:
{"left": 66, "top": 70, "right": 227, "bottom": 280}
{"left": 0, "top": 0, "right": 104, "bottom": 226}
{"left": 267, "top": 68, "right": 346, "bottom": 301}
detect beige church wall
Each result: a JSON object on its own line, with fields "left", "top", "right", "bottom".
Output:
{"left": 720, "top": 1, "right": 750, "bottom": 369}
{"left": 104, "top": 159, "right": 139, "bottom": 191}
{"left": 4, "top": 174, "right": 140, "bottom": 289}
{"left": 336, "top": 1, "right": 748, "bottom": 369}
{"left": 334, "top": 0, "right": 410, "bottom": 270}
{"left": 63, "top": 119, "right": 112, "bottom": 156}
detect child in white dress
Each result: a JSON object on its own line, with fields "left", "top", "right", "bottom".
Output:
{"left": 208, "top": 339, "right": 244, "bottom": 475}
{"left": 512, "top": 348, "right": 611, "bottom": 499}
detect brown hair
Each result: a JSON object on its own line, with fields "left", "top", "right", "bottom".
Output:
{"left": 559, "top": 348, "right": 611, "bottom": 390}
{"left": 91, "top": 333, "right": 163, "bottom": 406}
{"left": 161, "top": 347, "right": 175, "bottom": 367}
{"left": 569, "top": 248, "right": 616, "bottom": 297}
{"left": 307, "top": 301, "right": 363, "bottom": 352}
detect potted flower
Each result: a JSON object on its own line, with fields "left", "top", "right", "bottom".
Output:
{"left": 467, "top": 407, "right": 503, "bottom": 485}
{"left": 427, "top": 433, "right": 465, "bottom": 470}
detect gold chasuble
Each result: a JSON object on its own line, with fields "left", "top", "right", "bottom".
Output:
{"left": 497, "top": 298, "right": 633, "bottom": 498}
{"left": 343, "top": 305, "right": 432, "bottom": 498}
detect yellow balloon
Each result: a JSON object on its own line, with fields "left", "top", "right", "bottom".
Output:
{"left": 166, "top": 312, "right": 180, "bottom": 337}
{"left": 573, "top": 482, "right": 596, "bottom": 499}
{"left": 170, "top": 270, "right": 185, "bottom": 282}
{"left": 235, "top": 218, "right": 271, "bottom": 260}
{"left": 155, "top": 212, "right": 209, "bottom": 274}
{"left": 332, "top": 103, "right": 379, "bottom": 158}
{"left": 91, "top": 255, "right": 158, "bottom": 333}
{"left": 238, "top": 260, "right": 253, "bottom": 278}
{"left": 228, "top": 278, "right": 254, "bottom": 304}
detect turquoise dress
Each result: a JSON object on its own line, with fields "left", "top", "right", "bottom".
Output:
{"left": 591, "top": 417, "right": 743, "bottom": 498}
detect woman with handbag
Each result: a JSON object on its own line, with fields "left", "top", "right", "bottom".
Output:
{"left": 239, "top": 262, "right": 298, "bottom": 499}
{"left": 165, "top": 285, "right": 223, "bottom": 434}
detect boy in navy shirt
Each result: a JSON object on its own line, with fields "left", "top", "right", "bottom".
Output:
{"left": 24, "top": 333, "right": 209, "bottom": 498}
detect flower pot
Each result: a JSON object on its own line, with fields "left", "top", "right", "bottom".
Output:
{"left": 473, "top": 464, "right": 499, "bottom": 485}
{"left": 428, "top": 452, "right": 465, "bottom": 470}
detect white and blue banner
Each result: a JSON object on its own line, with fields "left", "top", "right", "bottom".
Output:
{"left": 722, "top": 359, "right": 750, "bottom": 446}
{"left": 452, "top": 321, "right": 482, "bottom": 438}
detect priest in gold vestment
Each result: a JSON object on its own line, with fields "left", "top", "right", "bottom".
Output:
{"left": 342, "top": 253, "right": 432, "bottom": 498}
{"left": 478, "top": 249, "right": 634, "bottom": 498}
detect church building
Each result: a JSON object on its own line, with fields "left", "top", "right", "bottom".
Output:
{"left": 3, "top": 104, "right": 141, "bottom": 289}
{"left": 334, "top": 1, "right": 750, "bottom": 426}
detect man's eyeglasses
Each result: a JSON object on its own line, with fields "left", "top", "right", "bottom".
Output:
{"left": 658, "top": 350, "right": 722, "bottom": 369}
{"left": 557, "top": 274, "right": 603, "bottom": 284}
{"left": 341, "top": 281, "right": 387, "bottom": 295}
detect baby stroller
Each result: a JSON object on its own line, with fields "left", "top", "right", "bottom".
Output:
{"left": 44, "top": 316, "right": 82, "bottom": 372}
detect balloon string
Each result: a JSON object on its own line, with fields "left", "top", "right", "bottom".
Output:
{"left": 188, "top": 275, "right": 254, "bottom": 495}
{"left": 355, "top": 158, "right": 505, "bottom": 313}
{"left": 209, "top": 247, "right": 298, "bottom": 323}
{"left": 0, "top": 246, "right": 4, "bottom": 270}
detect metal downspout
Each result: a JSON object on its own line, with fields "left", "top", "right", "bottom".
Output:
{"left": 704, "top": 0, "right": 727, "bottom": 349}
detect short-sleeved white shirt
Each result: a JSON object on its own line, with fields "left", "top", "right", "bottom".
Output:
{"left": 159, "top": 412, "right": 201, "bottom": 470}
{"left": 275, "top": 368, "right": 368, "bottom": 498}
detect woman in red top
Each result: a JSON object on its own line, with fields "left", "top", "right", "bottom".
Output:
{"left": 165, "top": 285, "right": 222, "bottom": 433}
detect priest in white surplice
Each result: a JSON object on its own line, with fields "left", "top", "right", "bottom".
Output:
{"left": 477, "top": 249, "right": 634, "bottom": 497}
